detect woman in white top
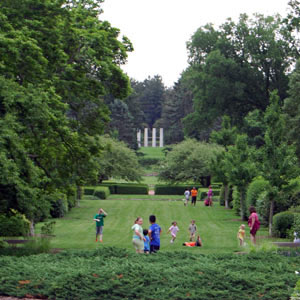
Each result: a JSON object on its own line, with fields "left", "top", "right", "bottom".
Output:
{"left": 132, "top": 217, "right": 146, "bottom": 253}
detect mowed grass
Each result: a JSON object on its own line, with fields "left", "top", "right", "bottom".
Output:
{"left": 41, "top": 195, "right": 272, "bottom": 254}
{"left": 138, "top": 146, "right": 165, "bottom": 159}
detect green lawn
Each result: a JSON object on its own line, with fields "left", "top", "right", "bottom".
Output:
{"left": 138, "top": 146, "right": 165, "bottom": 159}
{"left": 39, "top": 195, "right": 277, "bottom": 254}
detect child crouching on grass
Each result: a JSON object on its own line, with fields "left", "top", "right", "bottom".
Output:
{"left": 167, "top": 221, "right": 179, "bottom": 243}
{"left": 237, "top": 224, "right": 246, "bottom": 246}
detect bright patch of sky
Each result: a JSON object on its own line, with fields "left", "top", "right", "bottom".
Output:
{"left": 101, "top": 0, "right": 289, "bottom": 87}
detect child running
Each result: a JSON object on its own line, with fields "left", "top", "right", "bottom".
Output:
{"left": 188, "top": 220, "right": 197, "bottom": 241}
{"left": 167, "top": 221, "right": 179, "bottom": 243}
{"left": 237, "top": 224, "right": 246, "bottom": 246}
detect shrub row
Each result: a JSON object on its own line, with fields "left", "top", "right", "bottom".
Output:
{"left": 0, "top": 248, "right": 299, "bottom": 300}
{"left": 83, "top": 186, "right": 110, "bottom": 199}
{"left": 85, "top": 183, "right": 148, "bottom": 196}
{"left": 154, "top": 185, "right": 202, "bottom": 195}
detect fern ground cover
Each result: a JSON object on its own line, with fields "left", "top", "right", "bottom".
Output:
{"left": 0, "top": 248, "right": 299, "bottom": 300}
{"left": 38, "top": 196, "right": 274, "bottom": 253}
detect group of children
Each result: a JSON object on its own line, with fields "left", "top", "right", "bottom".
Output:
{"left": 94, "top": 207, "right": 249, "bottom": 251}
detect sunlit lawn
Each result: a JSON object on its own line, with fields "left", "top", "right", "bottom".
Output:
{"left": 37, "top": 195, "right": 275, "bottom": 254}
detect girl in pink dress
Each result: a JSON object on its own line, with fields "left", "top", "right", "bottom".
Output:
{"left": 248, "top": 206, "right": 260, "bottom": 245}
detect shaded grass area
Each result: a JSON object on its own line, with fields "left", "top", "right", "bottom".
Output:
{"left": 35, "top": 196, "right": 274, "bottom": 254}
{"left": 0, "top": 247, "right": 299, "bottom": 300}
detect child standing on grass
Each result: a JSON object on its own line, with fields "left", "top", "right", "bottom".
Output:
{"left": 143, "top": 229, "right": 150, "bottom": 253}
{"left": 184, "top": 188, "right": 190, "bottom": 206}
{"left": 93, "top": 208, "right": 107, "bottom": 242}
{"left": 188, "top": 220, "right": 197, "bottom": 241}
{"left": 167, "top": 221, "right": 179, "bottom": 243}
{"left": 237, "top": 224, "right": 246, "bottom": 246}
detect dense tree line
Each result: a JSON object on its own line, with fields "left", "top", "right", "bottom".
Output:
{"left": 0, "top": 0, "right": 137, "bottom": 230}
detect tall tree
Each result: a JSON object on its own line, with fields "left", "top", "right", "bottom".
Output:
{"left": 258, "top": 91, "right": 299, "bottom": 235}
{"left": 0, "top": 0, "right": 132, "bottom": 224}
{"left": 283, "top": 58, "right": 300, "bottom": 160}
{"left": 224, "top": 135, "right": 257, "bottom": 220}
{"left": 183, "top": 13, "right": 296, "bottom": 139}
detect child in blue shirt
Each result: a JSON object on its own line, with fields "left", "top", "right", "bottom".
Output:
{"left": 143, "top": 229, "right": 150, "bottom": 253}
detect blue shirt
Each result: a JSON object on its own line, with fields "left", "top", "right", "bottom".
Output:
{"left": 144, "top": 236, "right": 150, "bottom": 251}
{"left": 149, "top": 223, "right": 161, "bottom": 246}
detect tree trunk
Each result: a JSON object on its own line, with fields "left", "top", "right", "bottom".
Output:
{"left": 268, "top": 199, "right": 274, "bottom": 236}
{"left": 29, "top": 220, "right": 35, "bottom": 236}
{"left": 224, "top": 184, "right": 229, "bottom": 209}
{"left": 76, "top": 185, "right": 82, "bottom": 207}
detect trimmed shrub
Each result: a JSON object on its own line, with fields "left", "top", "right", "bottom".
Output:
{"left": 246, "top": 178, "right": 270, "bottom": 215}
{"left": 232, "top": 187, "right": 240, "bottom": 216}
{"left": 138, "top": 157, "right": 161, "bottom": 167}
{"left": 155, "top": 185, "right": 202, "bottom": 195}
{"left": 0, "top": 210, "right": 30, "bottom": 237}
{"left": 84, "top": 187, "right": 95, "bottom": 195}
{"left": 116, "top": 184, "right": 148, "bottom": 195}
{"left": 50, "top": 193, "right": 68, "bottom": 218}
{"left": 66, "top": 186, "right": 76, "bottom": 209}
{"left": 273, "top": 211, "right": 295, "bottom": 238}
{"left": 255, "top": 191, "right": 271, "bottom": 226}
{"left": 93, "top": 187, "right": 110, "bottom": 199}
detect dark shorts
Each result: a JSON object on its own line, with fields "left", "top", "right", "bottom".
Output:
{"left": 150, "top": 245, "right": 160, "bottom": 253}
{"left": 192, "top": 196, "right": 197, "bottom": 204}
{"left": 96, "top": 226, "right": 103, "bottom": 235}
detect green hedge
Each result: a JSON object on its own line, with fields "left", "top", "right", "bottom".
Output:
{"left": 94, "top": 186, "right": 110, "bottom": 199}
{"left": 88, "top": 183, "right": 149, "bottom": 195}
{"left": 115, "top": 184, "right": 148, "bottom": 195}
{"left": 84, "top": 187, "right": 95, "bottom": 195}
{"left": 273, "top": 211, "right": 297, "bottom": 238}
{"left": 0, "top": 211, "right": 30, "bottom": 237}
{"left": 154, "top": 185, "right": 202, "bottom": 195}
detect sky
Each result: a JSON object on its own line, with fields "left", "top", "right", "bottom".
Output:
{"left": 100, "top": 0, "right": 290, "bottom": 87}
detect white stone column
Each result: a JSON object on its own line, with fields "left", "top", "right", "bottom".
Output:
{"left": 159, "top": 128, "right": 164, "bottom": 147}
{"left": 152, "top": 128, "right": 156, "bottom": 147}
{"left": 137, "top": 129, "right": 141, "bottom": 148}
{"left": 144, "top": 128, "right": 148, "bottom": 147}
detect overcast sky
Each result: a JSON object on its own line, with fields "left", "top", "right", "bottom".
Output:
{"left": 100, "top": 0, "right": 290, "bottom": 87}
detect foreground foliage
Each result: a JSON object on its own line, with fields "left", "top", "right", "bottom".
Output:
{"left": 0, "top": 247, "right": 299, "bottom": 300}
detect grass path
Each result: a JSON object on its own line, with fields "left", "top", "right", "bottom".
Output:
{"left": 40, "top": 195, "right": 276, "bottom": 254}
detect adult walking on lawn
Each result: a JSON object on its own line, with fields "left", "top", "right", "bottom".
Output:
{"left": 191, "top": 187, "right": 198, "bottom": 206}
{"left": 207, "top": 185, "right": 213, "bottom": 206}
{"left": 248, "top": 206, "right": 260, "bottom": 245}
{"left": 94, "top": 208, "right": 107, "bottom": 242}
{"left": 149, "top": 215, "right": 161, "bottom": 253}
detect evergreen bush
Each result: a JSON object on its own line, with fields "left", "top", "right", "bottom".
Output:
{"left": 115, "top": 184, "right": 148, "bottom": 195}
{"left": 0, "top": 210, "right": 30, "bottom": 237}
{"left": 93, "top": 187, "right": 110, "bottom": 199}
{"left": 246, "top": 178, "right": 270, "bottom": 215}
{"left": 50, "top": 193, "right": 68, "bottom": 218}
{"left": 273, "top": 211, "right": 296, "bottom": 238}
{"left": 84, "top": 187, "right": 95, "bottom": 195}
{"left": 155, "top": 185, "right": 201, "bottom": 195}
